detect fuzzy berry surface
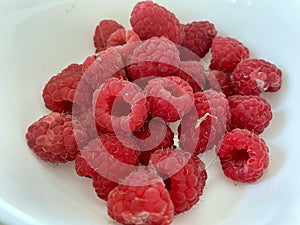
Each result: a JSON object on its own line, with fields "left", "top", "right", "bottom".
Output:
{"left": 93, "top": 19, "right": 124, "bottom": 52}
{"left": 107, "top": 29, "right": 140, "bottom": 48}
{"left": 127, "top": 36, "right": 180, "bottom": 81}
{"left": 216, "top": 128, "right": 269, "bottom": 183}
{"left": 149, "top": 149, "right": 207, "bottom": 214}
{"left": 79, "top": 134, "right": 140, "bottom": 180}
{"left": 210, "top": 36, "right": 249, "bottom": 73}
{"left": 82, "top": 54, "right": 98, "bottom": 73}
{"left": 76, "top": 152, "right": 120, "bottom": 201}
{"left": 106, "top": 29, "right": 141, "bottom": 64}
{"left": 42, "top": 64, "right": 92, "bottom": 114}
{"left": 75, "top": 152, "right": 97, "bottom": 178}
{"left": 145, "top": 76, "right": 194, "bottom": 122}
{"left": 83, "top": 48, "right": 127, "bottom": 90}
{"left": 130, "top": 1, "right": 184, "bottom": 44}
{"left": 181, "top": 21, "right": 217, "bottom": 59}
{"left": 133, "top": 118, "right": 174, "bottom": 165}
{"left": 26, "top": 112, "right": 86, "bottom": 163}
{"left": 93, "top": 78, "right": 148, "bottom": 133}
{"left": 75, "top": 152, "right": 119, "bottom": 201}
{"left": 228, "top": 95, "right": 272, "bottom": 134}
{"left": 107, "top": 170, "right": 174, "bottom": 225}
{"left": 172, "top": 61, "right": 206, "bottom": 92}
{"left": 232, "top": 58, "right": 282, "bottom": 95}
{"left": 92, "top": 175, "right": 119, "bottom": 201}
{"left": 206, "top": 70, "right": 234, "bottom": 97}
{"left": 179, "top": 90, "right": 230, "bottom": 154}
{"left": 76, "top": 134, "right": 139, "bottom": 200}
{"left": 77, "top": 109, "right": 98, "bottom": 141}
{"left": 77, "top": 109, "right": 111, "bottom": 142}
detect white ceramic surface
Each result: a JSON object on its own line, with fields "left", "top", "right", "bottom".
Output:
{"left": 1, "top": 0, "right": 300, "bottom": 224}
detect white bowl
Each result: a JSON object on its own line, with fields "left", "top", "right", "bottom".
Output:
{"left": 1, "top": 0, "right": 300, "bottom": 224}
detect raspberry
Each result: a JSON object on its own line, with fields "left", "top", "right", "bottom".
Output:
{"left": 107, "top": 29, "right": 127, "bottom": 47}
{"left": 42, "top": 64, "right": 92, "bottom": 114}
{"left": 216, "top": 128, "right": 269, "bottom": 183}
{"left": 107, "top": 29, "right": 141, "bottom": 64}
{"left": 93, "top": 78, "right": 148, "bottom": 132}
{"left": 92, "top": 175, "right": 119, "bottom": 201}
{"left": 26, "top": 112, "right": 86, "bottom": 163}
{"left": 93, "top": 19, "right": 124, "bottom": 52}
{"left": 210, "top": 36, "right": 250, "bottom": 73}
{"left": 179, "top": 90, "right": 230, "bottom": 154}
{"left": 127, "top": 36, "right": 180, "bottom": 81}
{"left": 181, "top": 21, "right": 217, "bottom": 58}
{"left": 82, "top": 53, "right": 100, "bottom": 73}
{"left": 83, "top": 48, "right": 127, "bottom": 90}
{"left": 145, "top": 76, "right": 194, "bottom": 122}
{"left": 107, "top": 29, "right": 140, "bottom": 48}
{"left": 77, "top": 109, "right": 98, "bottom": 141}
{"left": 75, "top": 153, "right": 119, "bottom": 200}
{"left": 232, "top": 58, "right": 282, "bottom": 95}
{"left": 206, "top": 70, "right": 234, "bottom": 97}
{"left": 149, "top": 149, "right": 207, "bottom": 214}
{"left": 107, "top": 170, "right": 174, "bottom": 225}
{"left": 77, "top": 109, "right": 111, "bottom": 142}
{"left": 77, "top": 134, "right": 140, "bottom": 200}
{"left": 130, "top": 1, "right": 184, "bottom": 44}
{"left": 133, "top": 118, "right": 174, "bottom": 165}
{"left": 75, "top": 152, "right": 97, "bottom": 178}
{"left": 172, "top": 61, "right": 206, "bottom": 92}
{"left": 228, "top": 95, "right": 272, "bottom": 134}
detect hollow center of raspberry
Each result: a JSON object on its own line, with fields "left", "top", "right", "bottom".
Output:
{"left": 231, "top": 148, "right": 250, "bottom": 169}
{"left": 111, "top": 96, "right": 132, "bottom": 117}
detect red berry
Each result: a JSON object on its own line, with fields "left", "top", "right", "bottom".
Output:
{"left": 78, "top": 135, "right": 140, "bottom": 178}
{"left": 75, "top": 152, "right": 119, "bottom": 201}
{"left": 210, "top": 36, "right": 250, "bottom": 73}
{"left": 172, "top": 61, "right": 206, "bottom": 92}
{"left": 145, "top": 76, "right": 194, "bottom": 122}
{"left": 92, "top": 175, "right": 119, "bottom": 201}
{"left": 75, "top": 152, "right": 97, "bottom": 178}
{"left": 206, "top": 70, "right": 234, "bottom": 97}
{"left": 93, "top": 19, "right": 124, "bottom": 52}
{"left": 107, "top": 29, "right": 127, "bottom": 47}
{"left": 232, "top": 58, "right": 282, "bottom": 95}
{"left": 130, "top": 1, "right": 184, "bottom": 44}
{"left": 149, "top": 149, "right": 207, "bottom": 214}
{"left": 82, "top": 53, "right": 100, "bottom": 73}
{"left": 83, "top": 48, "right": 127, "bottom": 90}
{"left": 127, "top": 36, "right": 180, "bottom": 81}
{"left": 125, "top": 30, "right": 141, "bottom": 43}
{"left": 133, "top": 118, "right": 174, "bottom": 165}
{"left": 26, "top": 112, "right": 86, "bottom": 163}
{"left": 77, "top": 109, "right": 111, "bottom": 142}
{"left": 179, "top": 90, "right": 230, "bottom": 154}
{"left": 42, "top": 64, "right": 92, "bottom": 114}
{"left": 181, "top": 21, "right": 217, "bottom": 58}
{"left": 107, "top": 29, "right": 141, "bottom": 65}
{"left": 77, "top": 134, "right": 140, "bottom": 200}
{"left": 93, "top": 78, "right": 148, "bottom": 133}
{"left": 107, "top": 170, "right": 174, "bottom": 225}
{"left": 228, "top": 95, "right": 272, "bottom": 134}
{"left": 107, "top": 29, "right": 140, "bottom": 48}
{"left": 216, "top": 128, "right": 269, "bottom": 183}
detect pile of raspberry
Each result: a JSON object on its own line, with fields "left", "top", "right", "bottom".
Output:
{"left": 25, "top": 1, "right": 282, "bottom": 225}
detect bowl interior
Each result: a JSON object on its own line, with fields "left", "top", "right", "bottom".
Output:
{"left": 1, "top": 0, "right": 300, "bottom": 224}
